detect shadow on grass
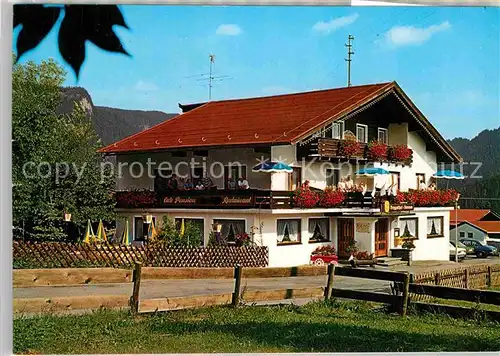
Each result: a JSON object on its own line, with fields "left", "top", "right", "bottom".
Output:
{"left": 146, "top": 307, "right": 500, "bottom": 352}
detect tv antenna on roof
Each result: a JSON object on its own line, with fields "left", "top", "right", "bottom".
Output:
{"left": 186, "top": 54, "right": 232, "bottom": 101}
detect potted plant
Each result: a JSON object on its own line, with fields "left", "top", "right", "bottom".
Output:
{"left": 235, "top": 232, "right": 251, "bottom": 247}
{"left": 310, "top": 245, "right": 338, "bottom": 265}
{"left": 388, "top": 144, "right": 413, "bottom": 163}
{"left": 366, "top": 140, "right": 388, "bottom": 161}
{"left": 339, "top": 140, "right": 361, "bottom": 157}
{"left": 350, "top": 250, "right": 377, "bottom": 267}
{"left": 318, "top": 187, "right": 345, "bottom": 208}
{"left": 292, "top": 181, "right": 320, "bottom": 208}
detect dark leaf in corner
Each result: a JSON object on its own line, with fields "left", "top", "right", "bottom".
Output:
{"left": 14, "top": 5, "right": 61, "bottom": 60}
{"left": 58, "top": 7, "right": 86, "bottom": 79}
{"left": 60, "top": 5, "right": 130, "bottom": 77}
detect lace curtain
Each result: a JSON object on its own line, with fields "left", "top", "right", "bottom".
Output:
{"left": 309, "top": 218, "right": 329, "bottom": 241}
{"left": 277, "top": 219, "right": 300, "bottom": 243}
{"left": 427, "top": 217, "right": 443, "bottom": 236}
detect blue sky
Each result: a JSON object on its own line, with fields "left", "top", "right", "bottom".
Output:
{"left": 14, "top": 5, "right": 499, "bottom": 139}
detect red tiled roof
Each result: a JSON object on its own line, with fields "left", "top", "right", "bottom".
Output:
{"left": 450, "top": 209, "right": 491, "bottom": 224}
{"left": 100, "top": 82, "right": 393, "bottom": 153}
{"left": 468, "top": 221, "right": 500, "bottom": 234}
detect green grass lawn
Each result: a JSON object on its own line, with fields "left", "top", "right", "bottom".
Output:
{"left": 14, "top": 300, "right": 500, "bottom": 354}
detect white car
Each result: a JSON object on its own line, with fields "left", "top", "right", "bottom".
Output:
{"left": 449, "top": 242, "right": 466, "bottom": 261}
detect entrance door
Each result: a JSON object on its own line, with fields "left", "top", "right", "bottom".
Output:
{"left": 337, "top": 218, "right": 354, "bottom": 257}
{"left": 375, "top": 218, "right": 389, "bottom": 257}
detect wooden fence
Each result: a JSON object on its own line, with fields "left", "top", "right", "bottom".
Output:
{"left": 13, "top": 241, "right": 269, "bottom": 269}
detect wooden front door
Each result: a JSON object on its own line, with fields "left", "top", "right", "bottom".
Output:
{"left": 375, "top": 218, "right": 389, "bottom": 257}
{"left": 337, "top": 218, "right": 354, "bottom": 257}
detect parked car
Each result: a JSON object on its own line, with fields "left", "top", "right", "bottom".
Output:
{"left": 459, "top": 238, "right": 499, "bottom": 258}
{"left": 486, "top": 239, "right": 500, "bottom": 251}
{"left": 449, "top": 242, "right": 466, "bottom": 261}
{"left": 450, "top": 240, "right": 474, "bottom": 255}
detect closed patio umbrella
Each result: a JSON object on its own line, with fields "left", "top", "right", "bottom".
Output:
{"left": 121, "top": 219, "right": 132, "bottom": 246}
{"left": 83, "top": 219, "right": 95, "bottom": 244}
{"left": 96, "top": 219, "right": 107, "bottom": 242}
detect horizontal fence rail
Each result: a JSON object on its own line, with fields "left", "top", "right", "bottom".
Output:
{"left": 13, "top": 241, "right": 269, "bottom": 269}
{"left": 408, "top": 284, "right": 500, "bottom": 305}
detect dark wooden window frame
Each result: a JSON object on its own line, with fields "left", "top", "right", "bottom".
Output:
{"left": 277, "top": 218, "right": 302, "bottom": 246}
{"left": 427, "top": 216, "right": 444, "bottom": 238}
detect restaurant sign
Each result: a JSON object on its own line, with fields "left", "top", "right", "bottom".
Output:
{"left": 161, "top": 194, "right": 255, "bottom": 208}
{"left": 382, "top": 201, "right": 414, "bottom": 213}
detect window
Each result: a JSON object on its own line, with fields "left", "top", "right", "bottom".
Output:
{"left": 356, "top": 124, "right": 368, "bottom": 143}
{"left": 332, "top": 122, "right": 344, "bottom": 139}
{"left": 326, "top": 169, "right": 339, "bottom": 187}
{"left": 459, "top": 232, "right": 465, "bottom": 238}
{"left": 308, "top": 218, "right": 330, "bottom": 242}
{"left": 467, "top": 232, "right": 474, "bottom": 238}
{"left": 224, "top": 165, "right": 247, "bottom": 188}
{"left": 277, "top": 219, "right": 301, "bottom": 245}
{"left": 399, "top": 218, "right": 418, "bottom": 239}
{"left": 134, "top": 216, "right": 156, "bottom": 241}
{"left": 427, "top": 217, "right": 444, "bottom": 238}
{"left": 390, "top": 172, "right": 401, "bottom": 191}
{"left": 378, "top": 128, "right": 388, "bottom": 144}
{"left": 213, "top": 219, "right": 245, "bottom": 243}
{"left": 416, "top": 173, "right": 426, "bottom": 190}
{"left": 174, "top": 218, "right": 205, "bottom": 246}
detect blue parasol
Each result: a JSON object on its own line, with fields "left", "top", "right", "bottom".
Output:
{"left": 252, "top": 161, "right": 293, "bottom": 173}
{"left": 355, "top": 167, "right": 390, "bottom": 176}
{"left": 432, "top": 170, "right": 465, "bottom": 180}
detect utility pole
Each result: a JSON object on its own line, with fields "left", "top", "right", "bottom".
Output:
{"left": 345, "top": 35, "right": 354, "bottom": 87}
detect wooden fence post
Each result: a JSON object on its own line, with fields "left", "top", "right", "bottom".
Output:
{"left": 487, "top": 266, "right": 492, "bottom": 288}
{"left": 232, "top": 264, "right": 243, "bottom": 307}
{"left": 434, "top": 272, "right": 441, "bottom": 286}
{"left": 400, "top": 272, "right": 410, "bottom": 316}
{"left": 324, "top": 263, "right": 335, "bottom": 301}
{"left": 464, "top": 269, "right": 469, "bottom": 289}
{"left": 130, "top": 261, "right": 142, "bottom": 314}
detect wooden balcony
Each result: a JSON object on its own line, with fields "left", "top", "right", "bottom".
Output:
{"left": 297, "top": 137, "right": 413, "bottom": 165}
{"left": 115, "top": 189, "right": 413, "bottom": 212}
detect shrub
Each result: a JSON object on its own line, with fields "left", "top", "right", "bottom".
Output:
{"left": 155, "top": 216, "right": 202, "bottom": 247}
{"left": 235, "top": 232, "right": 251, "bottom": 247}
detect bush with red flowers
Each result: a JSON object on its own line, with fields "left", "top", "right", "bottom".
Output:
{"left": 292, "top": 181, "right": 320, "bottom": 208}
{"left": 388, "top": 144, "right": 413, "bottom": 163}
{"left": 353, "top": 251, "right": 374, "bottom": 260}
{"left": 366, "top": 140, "right": 388, "bottom": 161}
{"left": 395, "top": 189, "right": 459, "bottom": 207}
{"left": 339, "top": 140, "right": 362, "bottom": 157}
{"left": 116, "top": 189, "right": 158, "bottom": 208}
{"left": 319, "top": 187, "right": 346, "bottom": 208}
{"left": 312, "top": 244, "right": 337, "bottom": 256}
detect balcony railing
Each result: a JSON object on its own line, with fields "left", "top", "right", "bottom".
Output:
{"left": 115, "top": 189, "right": 414, "bottom": 212}
{"left": 297, "top": 138, "right": 413, "bottom": 165}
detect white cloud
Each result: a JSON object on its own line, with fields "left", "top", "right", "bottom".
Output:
{"left": 385, "top": 21, "right": 451, "bottom": 47}
{"left": 312, "top": 13, "right": 359, "bottom": 35}
{"left": 134, "top": 80, "right": 159, "bottom": 92}
{"left": 216, "top": 24, "right": 242, "bottom": 36}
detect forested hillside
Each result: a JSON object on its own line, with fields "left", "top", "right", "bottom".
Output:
{"left": 448, "top": 128, "right": 500, "bottom": 212}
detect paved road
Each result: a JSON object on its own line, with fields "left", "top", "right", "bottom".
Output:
{"left": 14, "top": 275, "right": 391, "bottom": 300}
